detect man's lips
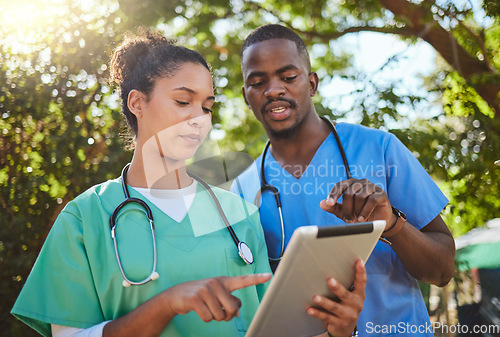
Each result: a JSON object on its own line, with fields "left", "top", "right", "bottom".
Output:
{"left": 268, "top": 106, "right": 290, "bottom": 121}
{"left": 262, "top": 99, "right": 296, "bottom": 121}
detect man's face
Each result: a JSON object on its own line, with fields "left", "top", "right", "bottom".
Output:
{"left": 241, "top": 39, "right": 317, "bottom": 139}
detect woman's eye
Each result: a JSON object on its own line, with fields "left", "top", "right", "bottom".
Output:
{"left": 175, "top": 100, "right": 189, "bottom": 106}
{"left": 202, "top": 107, "right": 212, "bottom": 114}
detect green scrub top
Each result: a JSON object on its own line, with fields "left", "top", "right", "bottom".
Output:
{"left": 11, "top": 179, "right": 271, "bottom": 337}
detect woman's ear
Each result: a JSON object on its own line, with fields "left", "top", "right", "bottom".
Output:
{"left": 128, "top": 89, "right": 145, "bottom": 117}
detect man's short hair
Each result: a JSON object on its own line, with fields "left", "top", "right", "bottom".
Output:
{"left": 241, "top": 24, "right": 310, "bottom": 61}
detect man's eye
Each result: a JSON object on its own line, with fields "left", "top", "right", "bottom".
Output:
{"left": 283, "top": 76, "right": 297, "bottom": 82}
{"left": 249, "top": 81, "right": 263, "bottom": 87}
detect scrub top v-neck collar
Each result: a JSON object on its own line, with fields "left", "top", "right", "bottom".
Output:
{"left": 126, "top": 182, "right": 203, "bottom": 226}
{"left": 264, "top": 132, "right": 336, "bottom": 182}
{"left": 132, "top": 181, "right": 198, "bottom": 224}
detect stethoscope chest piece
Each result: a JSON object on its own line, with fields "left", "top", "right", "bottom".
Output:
{"left": 238, "top": 241, "right": 254, "bottom": 265}
{"left": 189, "top": 171, "right": 254, "bottom": 266}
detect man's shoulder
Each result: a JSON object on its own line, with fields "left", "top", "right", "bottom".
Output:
{"left": 336, "top": 122, "right": 399, "bottom": 151}
{"left": 236, "top": 158, "right": 260, "bottom": 183}
{"left": 337, "top": 122, "right": 393, "bottom": 139}
{"left": 231, "top": 159, "right": 261, "bottom": 202}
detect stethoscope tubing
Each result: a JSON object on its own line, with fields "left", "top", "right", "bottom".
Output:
{"left": 110, "top": 163, "right": 254, "bottom": 287}
{"left": 110, "top": 164, "right": 159, "bottom": 287}
{"left": 259, "top": 116, "right": 351, "bottom": 262}
{"left": 188, "top": 172, "right": 254, "bottom": 264}
{"left": 111, "top": 213, "right": 159, "bottom": 287}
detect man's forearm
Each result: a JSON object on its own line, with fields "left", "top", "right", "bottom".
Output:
{"left": 388, "top": 215, "right": 455, "bottom": 286}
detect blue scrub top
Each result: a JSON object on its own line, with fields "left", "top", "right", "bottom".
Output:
{"left": 232, "top": 122, "right": 448, "bottom": 336}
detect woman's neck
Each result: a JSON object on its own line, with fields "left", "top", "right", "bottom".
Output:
{"left": 126, "top": 149, "right": 193, "bottom": 190}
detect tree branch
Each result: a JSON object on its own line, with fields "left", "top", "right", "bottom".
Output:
{"left": 242, "top": 0, "right": 499, "bottom": 115}
{"left": 243, "top": 1, "right": 413, "bottom": 41}
{"left": 377, "top": 0, "right": 500, "bottom": 116}
{"left": 300, "top": 25, "right": 415, "bottom": 42}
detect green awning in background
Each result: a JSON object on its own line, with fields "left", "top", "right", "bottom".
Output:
{"left": 455, "top": 218, "right": 500, "bottom": 271}
{"left": 456, "top": 242, "right": 500, "bottom": 270}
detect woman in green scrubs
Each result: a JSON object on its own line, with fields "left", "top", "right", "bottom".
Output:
{"left": 11, "top": 29, "right": 272, "bottom": 337}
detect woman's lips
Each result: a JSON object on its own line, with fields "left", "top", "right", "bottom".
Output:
{"left": 179, "top": 134, "right": 201, "bottom": 145}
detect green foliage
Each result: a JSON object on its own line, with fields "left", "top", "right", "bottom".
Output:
{"left": 484, "top": 0, "right": 500, "bottom": 17}
{"left": 393, "top": 112, "right": 500, "bottom": 236}
{"left": 0, "top": 1, "right": 131, "bottom": 334}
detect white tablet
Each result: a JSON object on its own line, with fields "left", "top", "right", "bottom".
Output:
{"left": 246, "top": 220, "right": 386, "bottom": 337}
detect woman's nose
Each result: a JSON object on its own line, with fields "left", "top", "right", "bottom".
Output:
{"left": 187, "top": 114, "right": 209, "bottom": 128}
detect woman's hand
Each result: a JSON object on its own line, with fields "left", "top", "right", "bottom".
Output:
{"left": 103, "top": 273, "right": 271, "bottom": 337}
{"left": 164, "top": 273, "right": 272, "bottom": 322}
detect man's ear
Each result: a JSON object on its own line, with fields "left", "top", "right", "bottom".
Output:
{"left": 308, "top": 72, "right": 319, "bottom": 97}
{"left": 128, "top": 89, "right": 145, "bottom": 117}
{"left": 242, "top": 86, "right": 250, "bottom": 107}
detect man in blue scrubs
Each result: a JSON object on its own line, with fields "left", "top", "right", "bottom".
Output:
{"left": 232, "top": 24, "right": 455, "bottom": 336}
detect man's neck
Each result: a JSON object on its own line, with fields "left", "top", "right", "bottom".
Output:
{"left": 268, "top": 114, "right": 331, "bottom": 178}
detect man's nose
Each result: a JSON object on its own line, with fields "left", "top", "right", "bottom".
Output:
{"left": 264, "top": 78, "right": 285, "bottom": 99}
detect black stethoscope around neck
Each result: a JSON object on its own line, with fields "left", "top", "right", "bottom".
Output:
{"left": 110, "top": 163, "right": 254, "bottom": 287}
{"left": 258, "top": 116, "right": 352, "bottom": 263}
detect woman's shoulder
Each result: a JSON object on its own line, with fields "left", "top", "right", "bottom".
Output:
{"left": 62, "top": 178, "right": 123, "bottom": 218}
{"left": 209, "top": 185, "right": 260, "bottom": 221}
{"left": 209, "top": 184, "right": 256, "bottom": 206}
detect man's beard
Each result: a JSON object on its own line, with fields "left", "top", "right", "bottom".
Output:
{"left": 261, "top": 98, "right": 301, "bottom": 139}
{"left": 266, "top": 115, "right": 303, "bottom": 139}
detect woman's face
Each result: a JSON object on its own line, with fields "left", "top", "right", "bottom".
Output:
{"left": 134, "top": 62, "right": 214, "bottom": 162}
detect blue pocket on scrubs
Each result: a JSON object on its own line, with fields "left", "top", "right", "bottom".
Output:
{"left": 224, "top": 248, "right": 258, "bottom": 333}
